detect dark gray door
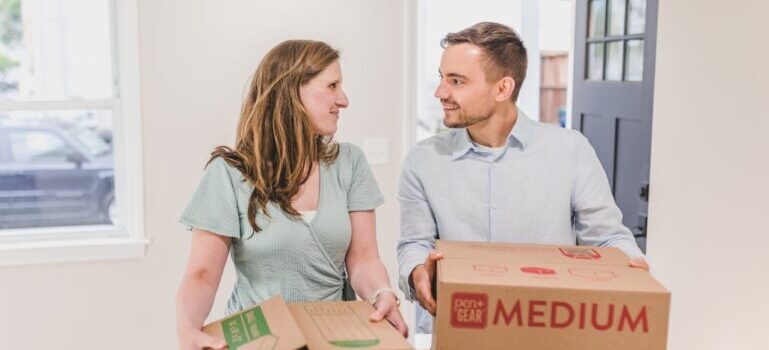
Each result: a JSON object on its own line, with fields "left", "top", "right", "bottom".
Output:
{"left": 572, "top": 0, "right": 658, "bottom": 252}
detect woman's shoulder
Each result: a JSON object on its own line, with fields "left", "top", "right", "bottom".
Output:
{"left": 331, "top": 142, "right": 366, "bottom": 171}
{"left": 325, "top": 142, "right": 364, "bottom": 184}
{"left": 334, "top": 142, "right": 364, "bottom": 164}
{"left": 205, "top": 155, "right": 247, "bottom": 184}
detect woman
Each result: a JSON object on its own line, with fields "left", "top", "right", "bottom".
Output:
{"left": 176, "top": 40, "right": 407, "bottom": 349}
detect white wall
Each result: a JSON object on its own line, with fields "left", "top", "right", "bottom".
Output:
{"left": 538, "top": 0, "right": 573, "bottom": 53}
{"left": 646, "top": 0, "right": 769, "bottom": 349}
{"left": 518, "top": 0, "right": 540, "bottom": 121}
{"left": 537, "top": 0, "right": 574, "bottom": 129}
{"left": 0, "top": 1, "right": 409, "bottom": 348}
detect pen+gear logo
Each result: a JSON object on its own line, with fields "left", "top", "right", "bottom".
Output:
{"left": 451, "top": 292, "right": 489, "bottom": 329}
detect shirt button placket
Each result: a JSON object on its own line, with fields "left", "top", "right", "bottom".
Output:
{"left": 489, "top": 161, "right": 496, "bottom": 241}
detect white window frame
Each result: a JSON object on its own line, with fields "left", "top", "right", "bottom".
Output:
{"left": 0, "top": 0, "right": 147, "bottom": 266}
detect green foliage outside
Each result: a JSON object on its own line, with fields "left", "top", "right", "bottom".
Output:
{"left": 0, "top": 0, "right": 21, "bottom": 85}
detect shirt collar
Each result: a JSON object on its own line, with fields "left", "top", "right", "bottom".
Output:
{"left": 451, "top": 107, "right": 533, "bottom": 160}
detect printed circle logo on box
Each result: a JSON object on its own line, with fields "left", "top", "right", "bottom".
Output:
{"left": 451, "top": 292, "right": 489, "bottom": 329}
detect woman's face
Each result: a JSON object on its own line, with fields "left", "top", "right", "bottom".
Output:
{"left": 299, "top": 60, "right": 349, "bottom": 136}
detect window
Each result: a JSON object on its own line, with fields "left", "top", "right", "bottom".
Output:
{"left": 586, "top": 0, "right": 646, "bottom": 82}
{"left": 0, "top": 0, "right": 145, "bottom": 265}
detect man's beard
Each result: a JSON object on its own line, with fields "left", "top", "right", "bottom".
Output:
{"left": 443, "top": 109, "right": 492, "bottom": 128}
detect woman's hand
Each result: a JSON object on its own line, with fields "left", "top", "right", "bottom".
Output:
{"left": 369, "top": 292, "right": 409, "bottom": 338}
{"left": 178, "top": 328, "right": 227, "bottom": 350}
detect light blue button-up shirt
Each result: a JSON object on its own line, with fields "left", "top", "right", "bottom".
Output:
{"left": 396, "top": 111, "right": 644, "bottom": 334}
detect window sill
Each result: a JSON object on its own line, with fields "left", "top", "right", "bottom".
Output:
{"left": 0, "top": 236, "right": 150, "bottom": 266}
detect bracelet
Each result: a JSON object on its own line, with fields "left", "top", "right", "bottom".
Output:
{"left": 368, "top": 287, "right": 400, "bottom": 306}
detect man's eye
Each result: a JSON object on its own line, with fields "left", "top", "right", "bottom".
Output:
{"left": 452, "top": 78, "right": 462, "bottom": 85}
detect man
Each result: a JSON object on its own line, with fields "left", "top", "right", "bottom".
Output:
{"left": 396, "top": 22, "right": 649, "bottom": 335}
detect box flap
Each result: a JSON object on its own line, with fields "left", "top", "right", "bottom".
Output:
{"left": 288, "top": 301, "right": 413, "bottom": 350}
{"left": 436, "top": 240, "right": 632, "bottom": 266}
{"left": 438, "top": 258, "right": 668, "bottom": 294}
{"left": 202, "top": 296, "right": 307, "bottom": 350}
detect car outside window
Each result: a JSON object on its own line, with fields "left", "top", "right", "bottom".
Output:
{"left": 9, "top": 130, "right": 72, "bottom": 162}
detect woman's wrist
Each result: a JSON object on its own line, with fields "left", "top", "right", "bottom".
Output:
{"left": 368, "top": 287, "right": 400, "bottom": 306}
{"left": 177, "top": 321, "right": 204, "bottom": 339}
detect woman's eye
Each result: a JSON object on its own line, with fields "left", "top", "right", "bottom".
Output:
{"left": 452, "top": 79, "right": 462, "bottom": 85}
{"left": 329, "top": 83, "right": 337, "bottom": 89}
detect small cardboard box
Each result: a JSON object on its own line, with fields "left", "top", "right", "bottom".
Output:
{"left": 433, "top": 240, "right": 670, "bottom": 350}
{"left": 288, "top": 300, "right": 414, "bottom": 350}
{"left": 203, "top": 297, "right": 413, "bottom": 350}
{"left": 202, "top": 296, "right": 308, "bottom": 350}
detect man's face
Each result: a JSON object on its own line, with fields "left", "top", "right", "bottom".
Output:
{"left": 435, "top": 43, "right": 496, "bottom": 128}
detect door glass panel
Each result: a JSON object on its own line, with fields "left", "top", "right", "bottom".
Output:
{"left": 625, "top": 39, "right": 644, "bottom": 81}
{"left": 606, "top": 41, "right": 624, "bottom": 81}
{"left": 588, "top": 0, "right": 606, "bottom": 37}
{"left": 627, "top": 0, "right": 646, "bottom": 34}
{"left": 587, "top": 43, "right": 605, "bottom": 80}
{"left": 608, "top": 0, "right": 627, "bottom": 36}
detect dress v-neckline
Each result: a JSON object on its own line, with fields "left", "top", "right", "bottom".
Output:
{"left": 294, "top": 164, "right": 323, "bottom": 226}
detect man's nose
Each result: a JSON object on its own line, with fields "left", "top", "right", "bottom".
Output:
{"left": 434, "top": 81, "right": 448, "bottom": 100}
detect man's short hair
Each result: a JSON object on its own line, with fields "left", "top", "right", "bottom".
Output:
{"left": 441, "top": 22, "right": 528, "bottom": 102}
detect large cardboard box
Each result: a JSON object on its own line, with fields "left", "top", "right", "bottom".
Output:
{"left": 433, "top": 240, "right": 670, "bottom": 350}
{"left": 202, "top": 296, "right": 308, "bottom": 350}
{"left": 203, "top": 297, "right": 413, "bottom": 350}
{"left": 288, "top": 300, "right": 413, "bottom": 350}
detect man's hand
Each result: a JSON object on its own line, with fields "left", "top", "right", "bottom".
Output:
{"left": 410, "top": 251, "right": 444, "bottom": 316}
{"left": 629, "top": 257, "right": 650, "bottom": 271}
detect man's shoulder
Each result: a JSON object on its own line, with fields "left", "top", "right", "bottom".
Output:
{"left": 528, "top": 119, "right": 591, "bottom": 150}
{"left": 401, "top": 130, "right": 458, "bottom": 174}
{"left": 407, "top": 130, "right": 457, "bottom": 158}
{"left": 529, "top": 118, "right": 582, "bottom": 139}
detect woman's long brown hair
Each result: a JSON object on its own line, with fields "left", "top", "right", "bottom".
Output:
{"left": 208, "top": 40, "right": 340, "bottom": 233}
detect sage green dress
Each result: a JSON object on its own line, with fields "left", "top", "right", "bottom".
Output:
{"left": 180, "top": 143, "right": 383, "bottom": 315}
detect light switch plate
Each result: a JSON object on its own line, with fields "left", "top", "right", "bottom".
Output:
{"left": 362, "top": 138, "right": 389, "bottom": 165}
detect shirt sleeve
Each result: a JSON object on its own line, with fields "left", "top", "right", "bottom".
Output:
{"left": 179, "top": 157, "right": 242, "bottom": 239}
{"left": 571, "top": 133, "right": 645, "bottom": 259}
{"left": 396, "top": 149, "right": 437, "bottom": 301}
{"left": 346, "top": 144, "right": 385, "bottom": 212}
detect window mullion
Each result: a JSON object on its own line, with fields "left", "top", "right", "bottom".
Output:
{"left": 0, "top": 99, "right": 117, "bottom": 112}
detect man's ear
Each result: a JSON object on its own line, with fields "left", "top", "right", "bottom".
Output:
{"left": 494, "top": 76, "right": 516, "bottom": 102}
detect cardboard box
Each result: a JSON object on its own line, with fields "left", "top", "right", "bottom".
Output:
{"left": 202, "top": 296, "right": 308, "bottom": 350}
{"left": 203, "top": 297, "right": 413, "bottom": 350}
{"left": 288, "top": 300, "right": 413, "bottom": 350}
{"left": 433, "top": 240, "right": 670, "bottom": 350}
